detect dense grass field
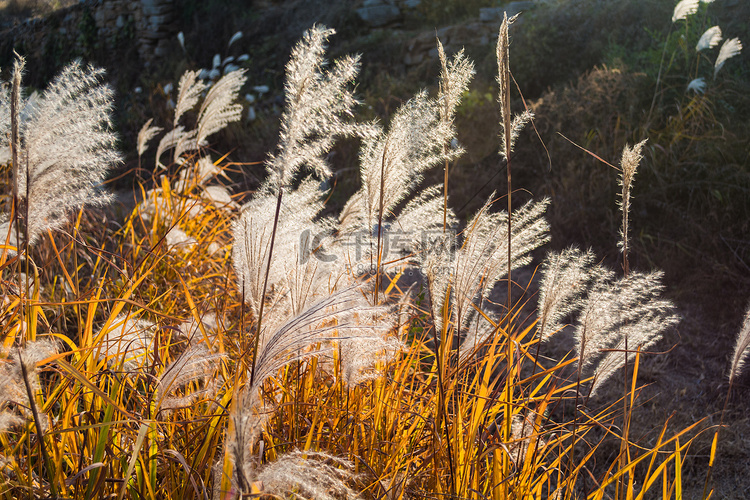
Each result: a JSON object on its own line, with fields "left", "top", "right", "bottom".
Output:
{"left": 1, "top": 1, "right": 749, "bottom": 499}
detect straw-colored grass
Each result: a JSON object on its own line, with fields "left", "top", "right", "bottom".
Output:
{"left": 0, "top": 15, "right": 744, "bottom": 500}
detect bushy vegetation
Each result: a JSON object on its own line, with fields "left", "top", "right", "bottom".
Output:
{"left": 0, "top": 5, "right": 748, "bottom": 500}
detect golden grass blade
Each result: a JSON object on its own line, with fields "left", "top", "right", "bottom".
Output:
{"left": 55, "top": 358, "right": 135, "bottom": 419}
{"left": 118, "top": 423, "right": 149, "bottom": 500}
{"left": 675, "top": 437, "right": 683, "bottom": 500}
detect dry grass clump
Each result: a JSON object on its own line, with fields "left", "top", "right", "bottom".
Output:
{"left": 0, "top": 17, "right": 744, "bottom": 500}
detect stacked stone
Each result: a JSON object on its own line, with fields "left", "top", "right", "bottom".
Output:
{"left": 0, "top": 0, "right": 177, "bottom": 66}
{"left": 135, "top": 0, "right": 178, "bottom": 62}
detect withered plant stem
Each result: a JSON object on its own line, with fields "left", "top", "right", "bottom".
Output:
{"left": 498, "top": 13, "right": 515, "bottom": 451}
{"left": 375, "top": 142, "right": 389, "bottom": 305}
{"left": 18, "top": 348, "right": 57, "bottom": 498}
{"left": 250, "top": 186, "right": 284, "bottom": 387}
{"left": 430, "top": 286, "right": 455, "bottom": 495}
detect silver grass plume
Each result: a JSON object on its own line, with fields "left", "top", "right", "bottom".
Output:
{"left": 10, "top": 55, "right": 24, "bottom": 202}
{"left": 95, "top": 314, "right": 158, "bottom": 371}
{"left": 618, "top": 140, "right": 646, "bottom": 275}
{"left": 154, "top": 70, "right": 245, "bottom": 166}
{"left": 537, "top": 248, "right": 597, "bottom": 341}
{"left": 264, "top": 25, "right": 373, "bottom": 193}
{"left": 419, "top": 196, "right": 549, "bottom": 337}
{"left": 253, "top": 450, "right": 360, "bottom": 500}
{"left": 729, "top": 303, "right": 750, "bottom": 385}
{"left": 173, "top": 70, "right": 206, "bottom": 128}
{"left": 455, "top": 197, "right": 549, "bottom": 333}
{"left": 672, "top": 0, "right": 699, "bottom": 23}
{"left": 227, "top": 285, "right": 396, "bottom": 485}
{"left": 202, "top": 185, "right": 237, "bottom": 209}
{"left": 233, "top": 179, "right": 334, "bottom": 315}
{"left": 196, "top": 69, "right": 246, "bottom": 147}
{"left": 437, "top": 39, "right": 474, "bottom": 229}
{"left": 574, "top": 270, "right": 679, "bottom": 397}
{"left": 155, "top": 125, "right": 191, "bottom": 168}
{"left": 339, "top": 322, "right": 403, "bottom": 387}
{"left": 137, "top": 118, "right": 162, "bottom": 158}
{"left": 391, "top": 185, "right": 457, "bottom": 253}
{"left": 155, "top": 314, "right": 225, "bottom": 413}
{"left": 0, "top": 59, "right": 120, "bottom": 249}
{"left": 339, "top": 185, "right": 456, "bottom": 276}
{"left": 419, "top": 228, "right": 456, "bottom": 337}
{"left": 496, "top": 13, "right": 533, "bottom": 163}
{"left": 0, "top": 339, "right": 58, "bottom": 432}
{"left": 714, "top": 38, "right": 742, "bottom": 78}
{"left": 437, "top": 41, "right": 474, "bottom": 139}
{"left": 339, "top": 91, "right": 458, "bottom": 239}
{"left": 696, "top": 26, "right": 722, "bottom": 52}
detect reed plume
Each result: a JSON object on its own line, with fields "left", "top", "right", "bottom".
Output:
{"left": 154, "top": 69, "right": 246, "bottom": 167}
{"left": 729, "top": 303, "right": 750, "bottom": 385}
{"left": 262, "top": 25, "right": 373, "bottom": 194}
{"left": 226, "top": 285, "right": 396, "bottom": 488}
{"left": 421, "top": 195, "right": 550, "bottom": 337}
{"left": 618, "top": 140, "right": 647, "bottom": 276}
{"left": 0, "top": 57, "right": 120, "bottom": 249}
{"left": 233, "top": 179, "right": 334, "bottom": 316}
{"left": 137, "top": 118, "right": 162, "bottom": 158}
{"left": 0, "top": 339, "right": 58, "bottom": 432}
{"left": 696, "top": 26, "right": 722, "bottom": 52}
{"left": 155, "top": 320, "right": 225, "bottom": 413}
{"left": 714, "top": 38, "right": 743, "bottom": 78}
{"left": 253, "top": 450, "right": 360, "bottom": 500}
{"left": 537, "top": 248, "right": 597, "bottom": 341}
{"left": 574, "top": 270, "right": 679, "bottom": 396}
{"left": 437, "top": 39, "right": 474, "bottom": 230}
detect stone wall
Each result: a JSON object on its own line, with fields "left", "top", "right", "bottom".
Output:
{"left": 0, "top": 0, "right": 177, "bottom": 68}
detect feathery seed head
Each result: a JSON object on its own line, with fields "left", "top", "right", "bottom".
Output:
{"left": 696, "top": 26, "right": 722, "bottom": 52}
{"left": 0, "top": 339, "right": 58, "bottom": 433}
{"left": 233, "top": 179, "right": 330, "bottom": 314}
{"left": 137, "top": 118, "right": 163, "bottom": 158}
{"left": 423, "top": 196, "right": 549, "bottom": 335}
{"left": 155, "top": 342, "right": 225, "bottom": 413}
{"left": 265, "top": 25, "right": 372, "bottom": 192}
{"left": 437, "top": 40, "right": 475, "bottom": 129}
{"left": 165, "top": 226, "right": 198, "bottom": 251}
{"left": 227, "top": 285, "right": 397, "bottom": 478}
{"left": 537, "top": 247, "right": 597, "bottom": 341}
{"left": 729, "top": 303, "right": 750, "bottom": 385}
{"left": 252, "top": 450, "right": 361, "bottom": 500}
{"left": 714, "top": 38, "right": 742, "bottom": 78}
{"left": 196, "top": 69, "right": 247, "bottom": 147}
{"left": 496, "top": 14, "right": 531, "bottom": 161}
{"left": 0, "top": 60, "right": 120, "bottom": 248}
{"left": 574, "top": 270, "right": 679, "bottom": 396}
{"left": 672, "top": 0, "right": 699, "bottom": 23}
{"left": 345, "top": 92, "right": 457, "bottom": 238}
{"left": 173, "top": 70, "right": 206, "bottom": 128}
{"left": 618, "top": 140, "right": 647, "bottom": 258}
{"left": 687, "top": 77, "right": 707, "bottom": 93}
{"left": 496, "top": 14, "right": 511, "bottom": 160}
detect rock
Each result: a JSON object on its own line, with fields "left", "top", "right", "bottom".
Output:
{"left": 404, "top": 22, "right": 493, "bottom": 65}
{"left": 356, "top": 1, "right": 401, "bottom": 27}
